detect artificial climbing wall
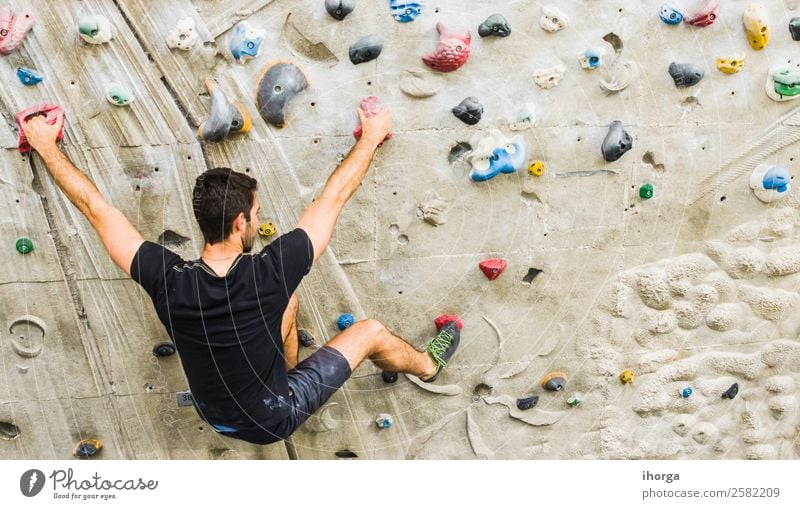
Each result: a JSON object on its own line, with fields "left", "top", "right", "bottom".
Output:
{"left": 1, "top": 0, "right": 800, "bottom": 460}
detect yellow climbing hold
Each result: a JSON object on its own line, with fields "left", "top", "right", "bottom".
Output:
{"left": 743, "top": 3, "right": 769, "bottom": 51}
{"left": 619, "top": 370, "right": 635, "bottom": 384}
{"left": 528, "top": 160, "right": 545, "bottom": 177}
{"left": 258, "top": 222, "right": 277, "bottom": 237}
{"left": 716, "top": 54, "right": 745, "bottom": 74}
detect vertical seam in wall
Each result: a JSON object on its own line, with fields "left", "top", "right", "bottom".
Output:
{"left": 28, "top": 156, "right": 135, "bottom": 458}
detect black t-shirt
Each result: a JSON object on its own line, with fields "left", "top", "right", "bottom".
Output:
{"left": 130, "top": 228, "right": 313, "bottom": 430}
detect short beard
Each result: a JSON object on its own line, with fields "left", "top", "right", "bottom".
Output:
{"left": 242, "top": 223, "right": 254, "bottom": 253}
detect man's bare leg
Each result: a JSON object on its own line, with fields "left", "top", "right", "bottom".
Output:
{"left": 281, "top": 294, "right": 300, "bottom": 370}
{"left": 325, "top": 319, "right": 438, "bottom": 379}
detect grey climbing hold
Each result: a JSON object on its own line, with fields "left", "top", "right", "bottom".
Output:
{"left": 722, "top": 383, "right": 739, "bottom": 399}
{"left": 256, "top": 61, "right": 309, "bottom": 127}
{"left": 452, "top": 96, "right": 483, "bottom": 125}
{"left": 298, "top": 329, "right": 315, "bottom": 347}
{"left": 599, "top": 61, "right": 635, "bottom": 94}
{"left": 601, "top": 120, "right": 633, "bottom": 162}
{"left": 448, "top": 141, "right": 472, "bottom": 163}
{"left": 199, "top": 78, "right": 251, "bottom": 142}
{"left": 399, "top": 68, "right": 444, "bottom": 98}
{"left": 419, "top": 195, "right": 449, "bottom": 226}
{"left": 516, "top": 395, "right": 539, "bottom": 410}
{"left": 669, "top": 62, "right": 705, "bottom": 88}
{"left": 9, "top": 315, "right": 46, "bottom": 358}
{"left": 349, "top": 34, "right": 382, "bottom": 65}
{"left": 791, "top": 18, "right": 800, "bottom": 41}
{"left": 478, "top": 14, "right": 511, "bottom": 37}
{"left": 325, "top": 0, "right": 355, "bottom": 20}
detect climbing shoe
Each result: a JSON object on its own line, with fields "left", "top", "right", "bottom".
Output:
{"left": 422, "top": 321, "right": 460, "bottom": 383}
{"left": 298, "top": 329, "right": 315, "bottom": 348}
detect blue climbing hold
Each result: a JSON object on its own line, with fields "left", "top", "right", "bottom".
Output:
{"left": 17, "top": 67, "right": 43, "bottom": 86}
{"left": 659, "top": 5, "right": 684, "bottom": 25}
{"left": 389, "top": 0, "right": 424, "bottom": 23}
{"left": 337, "top": 313, "right": 355, "bottom": 331}
{"left": 762, "top": 166, "right": 790, "bottom": 193}
{"left": 681, "top": 387, "right": 693, "bottom": 398}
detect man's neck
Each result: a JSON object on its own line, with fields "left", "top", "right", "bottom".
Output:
{"left": 201, "top": 240, "right": 243, "bottom": 276}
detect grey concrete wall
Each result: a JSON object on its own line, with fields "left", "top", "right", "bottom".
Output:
{"left": 1, "top": 0, "right": 799, "bottom": 459}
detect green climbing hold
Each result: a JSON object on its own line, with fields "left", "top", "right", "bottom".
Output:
{"left": 15, "top": 237, "right": 33, "bottom": 254}
{"left": 639, "top": 184, "right": 654, "bottom": 199}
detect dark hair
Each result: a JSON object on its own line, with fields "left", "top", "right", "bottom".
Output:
{"left": 192, "top": 167, "right": 257, "bottom": 245}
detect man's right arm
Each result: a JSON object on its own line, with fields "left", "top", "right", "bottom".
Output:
{"left": 297, "top": 108, "right": 391, "bottom": 262}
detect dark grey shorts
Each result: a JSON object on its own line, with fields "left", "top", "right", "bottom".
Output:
{"left": 208, "top": 345, "right": 352, "bottom": 445}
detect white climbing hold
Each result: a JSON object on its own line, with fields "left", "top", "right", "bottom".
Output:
{"left": 166, "top": 18, "right": 199, "bottom": 51}
{"left": 533, "top": 64, "right": 566, "bottom": 89}
{"left": 509, "top": 103, "right": 536, "bottom": 131}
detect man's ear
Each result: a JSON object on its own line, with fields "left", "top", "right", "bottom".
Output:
{"left": 234, "top": 212, "right": 247, "bottom": 232}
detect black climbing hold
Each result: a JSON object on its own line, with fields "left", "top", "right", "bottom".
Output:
{"left": 601, "top": 120, "right": 633, "bottom": 162}
{"left": 73, "top": 439, "right": 102, "bottom": 458}
{"left": 791, "top": 18, "right": 800, "bottom": 41}
{"left": 448, "top": 141, "right": 472, "bottom": 163}
{"left": 523, "top": 268, "right": 543, "bottom": 284}
{"left": 335, "top": 449, "right": 358, "bottom": 459}
{"left": 298, "top": 329, "right": 315, "bottom": 348}
{"left": 349, "top": 34, "right": 383, "bottom": 65}
{"left": 158, "top": 229, "right": 190, "bottom": 248}
{"left": 516, "top": 395, "right": 539, "bottom": 410}
{"left": 478, "top": 14, "right": 511, "bottom": 38}
{"left": 722, "top": 383, "right": 739, "bottom": 399}
{"left": 153, "top": 342, "right": 176, "bottom": 357}
{"left": 382, "top": 370, "right": 398, "bottom": 384}
{"left": 75, "top": 443, "right": 97, "bottom": 458}
{"left": 668, "top": 62, "right": 705, "bottom": 88}
{"left": 0, "top": 421, "right": 20, "bottom": 440}
{"left": 325, "top": 0, "right": 355, "bottom": 21}
{"left": 452, "top": 96, "right": 484, "bottom": 125}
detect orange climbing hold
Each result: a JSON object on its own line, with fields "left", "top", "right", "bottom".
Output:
{"left": 479, "top": 259, "right": 507, "bottom": 281}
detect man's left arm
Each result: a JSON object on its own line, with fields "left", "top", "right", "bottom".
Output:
{"left": 26, "top": 116, "right": 144, "bottom": 277}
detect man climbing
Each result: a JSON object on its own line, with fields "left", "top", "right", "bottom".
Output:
{"left": 23, "top": 106, "right": 460, "bottom": 445}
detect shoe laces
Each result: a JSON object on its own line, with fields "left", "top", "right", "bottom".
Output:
{"left": 427, "top": 328, "right": 454, "bottom": 367}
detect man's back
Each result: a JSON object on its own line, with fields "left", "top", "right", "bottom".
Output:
{"left": 130, "top": 228, "right": 313, "bottom": 432}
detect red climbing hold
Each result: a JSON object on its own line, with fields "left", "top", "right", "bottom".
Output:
{"left": 479, "top": 259, "right": 507, "bottom": 281}
{"left": 422, "top": 23, "right": 472, "bottom": 73}
{"left": 16, "top": 104, "right": 65, "bottom": 154}
{"left": 353, "top": 96, "right": 392, "bottom": 146}
{"left": 434, "top": 314, "right": 463, "bottom": 331}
